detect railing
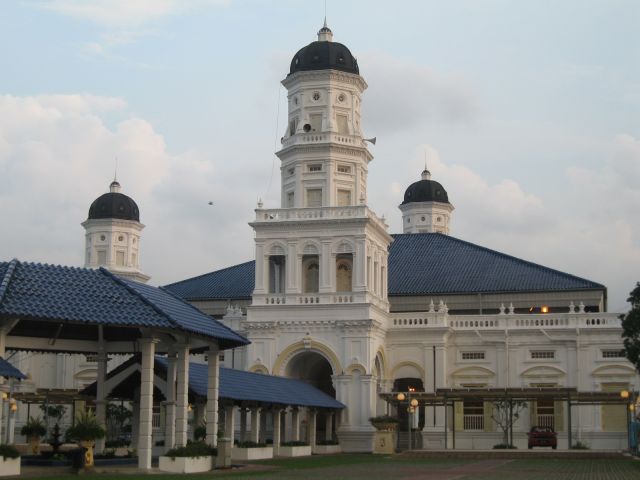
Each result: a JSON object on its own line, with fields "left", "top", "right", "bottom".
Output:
{"left": 253, "top": 206, "right": 388, "bottom": 231}
{"left": 256, "top": 292, "right": 359, "bottom": 306}
{"left": 463, "top": 415, "right": 484, "bottom": 431}
{"left": 152, "top": 412, "right": 161, "bottom": 432}
{"left": 536, "top": 414, "right": 555, "bottom": 429}
{"left": 389, "top": 312, "right": 622, "bottom": 330}
{"left": 280, "top": 132, "right": 364, "bottom": 149}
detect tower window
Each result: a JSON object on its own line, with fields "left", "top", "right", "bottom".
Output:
{"left": 289, "top": 118, "right": 298, "bottom": 136}
{"left": 336, "top": 114, "right": 348, "bottom": 134}
{"left": 306, "top": 189, "right": 322, "bottom": 207}
{"left": 302, "top": 255, "right": 319, "bottom": 293}
{"left": 337, "top": 165, "right": 351, "bottom": 174}
{"left": 97, "top": 250, "right": 107, "bottom": 265}
{"left": 337, "top": 189, "right": 351, "bottom": 206}
{"left": 286, "top": 191, "right": 295, "bottom": 208}
{"left": 336, "top": 254, "right": 353, "bottom": 292}
{"left": 116, "top": 251, "right": 125, "bottom": 266}
{"left": 310, "top": 114, "right": 322, "bottom": 132}
{"left": 308, "top": 164, "right": 322, "bottom": 172}
{"left": 531, "top": 350, "right": 555, "bottom": 359}
{"left": 268, "top": 255, "right": 286, "bottom": 294}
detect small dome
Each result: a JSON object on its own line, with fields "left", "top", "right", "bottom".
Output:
{"left": 402, "top": 177, "right": 450, "bottom": 205}
{"left": 289, "top": 24, "right": 359, "bottom": 76}
{"left": 88, "top": 182, "right": 140, "bottom": 222}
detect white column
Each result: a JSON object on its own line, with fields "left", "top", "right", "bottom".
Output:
{"left": 325, "top": 412, "right": 333, "bottom": 441}
{"left": 95, "top": 348, "right": 108, "bottom": 454}
{"left": 291, "top": 408, "right": 300, "bottom": 441}
{"left": 254, "top": 243, "right": 265, "bottom": 293}
{"left": 286, "top": 241, "right": 298, "bottom": 294}
{"left": 250, "top": 408, "right": 260, "bottom": 443}
{"left": 175, "top": 344, "right": 190, "bottom": 447}
{"left": 354, "top": 238, "right": 366, "bottom": 292}
{"left": 137, "top": 337, "right": 157, "bottom": 470}
{"left": 308, "top": 410, "right": 317, "bottom": 447}
{"left": 319, "top": 241, "right": 333, "bottom": 293}
{"left": 206, "top": 344, "right": 220, "bottom": 446}
{"left": 272, "top": 409, "right": 282, "bottom": 455}
{"left": 224, "top": 405, "right": 236, "bottom": 441}
{"left": 164, "top": 351, "right": 177, "bottom": 452}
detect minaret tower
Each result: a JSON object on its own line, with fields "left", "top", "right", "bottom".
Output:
{"left": 399, "top": 167, "right": 454, "bottom": 234}
{"left": 245, "top": 22, "right": 392, "bottom": 452}
{"left": 81, "top": 179, "right": 150, "bottom": 283}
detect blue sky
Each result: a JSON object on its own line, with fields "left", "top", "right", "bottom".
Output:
{"left": 1, "top": 0, "right": 638, "bottom": 310}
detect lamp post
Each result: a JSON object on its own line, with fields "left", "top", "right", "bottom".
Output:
{"left": 397, "top": 391, "right": 419, "bottom": 451}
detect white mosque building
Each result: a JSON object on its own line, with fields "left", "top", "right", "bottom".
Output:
{"left": 6, "top": 22, "right": 637, "bottom": 453}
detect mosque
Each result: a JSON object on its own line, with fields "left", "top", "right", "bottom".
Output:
{"left": 5, "top": 22, "right": 638, "bottom": 453}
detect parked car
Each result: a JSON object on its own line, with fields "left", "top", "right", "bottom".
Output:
{"left": 527, "top": 426, "right": 557, "bottom": 449}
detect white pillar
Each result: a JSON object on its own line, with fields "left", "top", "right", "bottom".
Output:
{"left": 164, "top": 351, "right": 177, "bottom": 452}
{"left": 308, "top": 410, "right": 317, "bottom": 447}
{"left": 137, "top": 337, "right": 157, "bottom": 470}
{"left": 325, "top": 412, "right": 333, "bottom": 441}
{"left": 250, "top": 408, "right": 260, "bottom": 443}
{"left": 206, "top": 344, "right": 220, "bottom": 446}
{"left": 95, "top": 347, "right": 108, "bottom": 454}
{"left": 291, "top": 408, "right": 300, "bottom": 442}
{"left": 224, "top": 405, "right": 235, "bottom": 441}
{"left": 175, "top": 344, "right": 190, "bottom": 447}
{"left": 272, "top": 409, "right": 282, "bottom": 455}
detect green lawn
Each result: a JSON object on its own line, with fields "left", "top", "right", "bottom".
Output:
{"left": 25, "top": 454, "right": 640, "bottom": 480}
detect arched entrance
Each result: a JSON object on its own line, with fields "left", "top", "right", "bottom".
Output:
{"left": 285, "top": 351, "right": 336, "bottom": 441}
{"left": 286, "top": 351, "right": 335, "bottom": 397}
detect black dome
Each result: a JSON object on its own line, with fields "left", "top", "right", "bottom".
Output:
{"left": 88, "top": 192, "right": 140, "bottom": 222}
{"left": 402, "top": 179, "right": 450, "bottom": 205}
{"left": 289, "top": 40, "right": 359, "bottom": 76}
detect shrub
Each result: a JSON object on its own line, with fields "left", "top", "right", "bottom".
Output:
{"left": 493, "top": 443, "right": 517, "bottom": 449}
{"left": 571, "top": 441, "right": 590, "bottom": 450}
{"left": 65, "top": 410, "right": 106, "bottom": 442}
{"left": 236, "top": 441, "right": 267, "bottom": 448}
{"left": 316, "top": 439, "right": 339, "bottom": 445}
{"left": 165, "top": 441, "right": 217, "bottom": 459}
{"left": 281, "top": 441, "right": 308, "bottom": 447}
{"left": 0, "top": 445, "right": 20, "bottom": 460}
{"left": 21, "top": 417, "right": 47, "bottom": 438}
{"left": 193, "top": 425, "right": 206, "bottom": 441}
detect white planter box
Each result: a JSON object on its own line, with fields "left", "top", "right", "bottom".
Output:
{"left": 278, "top": 445, "right": 312, "bottom": 457}
{"left": 312, "top": 444, "right": 341, "bottom": 455}
{"left": 0, "top": 457, "right": 20, "bottom": 477}
{"left": 231, "top": 446, "right": 273, "bottom": 461}
{"left": 158, "top": 455, "right": 213, "bottom": 473}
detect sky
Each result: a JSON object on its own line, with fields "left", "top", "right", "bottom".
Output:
{"left": 0, "top": 0, "right": 638, "bottom": 311}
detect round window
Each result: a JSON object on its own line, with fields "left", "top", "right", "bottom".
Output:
{"left": 312, "top": 92, "right": 320, "bottom": 101}
{"left": 100, "top": 235, "right": 106, "bottom": 241}
{"left": 437, "top": 217, "right": 442, "bottom": 222}
{"left": 421, "top": 216, "right": 426, "bottom": 221}
{"left": 338, "top": 93, "right": 345, "bottom": 103}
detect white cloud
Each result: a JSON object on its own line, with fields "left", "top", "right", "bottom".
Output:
{"left": 36, "top": 0, "right": 229, "bottom": 28}
{"left": 360, "top": 52, "right": 479, "bottom": 135}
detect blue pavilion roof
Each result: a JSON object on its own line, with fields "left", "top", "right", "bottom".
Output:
{"left": 0, "top": 357, "right": 26, "bottom": 380}
{"left": 0, "top": 259, "right": 248, "bottom": 350}
{"left": 164, "top": 233, "right": 604, "bottom": 300}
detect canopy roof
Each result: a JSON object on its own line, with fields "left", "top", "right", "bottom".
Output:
{"left": 0, "top": 259, "right": 249, "bottom": 351}
{"left": 0, "top": 356, "right": 26, "bottom": 380}
{"left": 82, "top": 355, "right": 344, "bottom": 410}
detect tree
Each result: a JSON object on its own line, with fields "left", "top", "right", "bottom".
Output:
{"left": 621, "top": 282, "right": 640, "bottom": 373}
{"left": 490, "top": 398, "right": 528, "bottom": 446}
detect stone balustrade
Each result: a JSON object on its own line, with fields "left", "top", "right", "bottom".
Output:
{"left": 390, "top": 311, "right": 622, "bottom": 330}
{"left": 281, "top": 132, "right": 364, "bottom": 148}
{"left": 253, "top": 205, "right": 388, "bottom": 230}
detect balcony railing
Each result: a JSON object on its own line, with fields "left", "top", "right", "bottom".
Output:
{"left": 390, "top": 312, "right": 621, "bottom": 331}
{"left": 280, "top": 132, "right": 365, "bottom": 149}
{"left": 536, "top": 414, "right": 555, "bottom": 429}
{"left": 463, "top": 414, "right": 484, "bottom": 431}
{"left": 252, "top": 206, "right": 388, "bottom": 231}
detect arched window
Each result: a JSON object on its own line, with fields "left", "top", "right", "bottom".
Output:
{"left": 336, "top": 254, "right": 353, "bottom": 292}
{"left": 268, "top": 255, "right": 286, "bottom": 294}
{"left": 302, "top": 255, "right": 319, "bottom": 293}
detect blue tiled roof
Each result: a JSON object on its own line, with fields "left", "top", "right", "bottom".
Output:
{"left": 164, "top": 261, "right": 255, "bottom": 301}
{"left": 0, "top": 259, "right": 248, "bottom": 349}
{"left": 0, "top": 357, "right": 26, "bottom": 380}
{"left": 164, "top": 233, "right": 604, "bottom": 300}
{"left": 387, "top": 233, "right": 604, "bottom": 295}
{"left": 159, "top": 357, "right": 344, "bottom": 409}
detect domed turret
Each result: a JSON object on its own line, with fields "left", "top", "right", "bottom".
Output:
{"left": 399, "top": 168, "right": 454, "bottom": 235}
{"left": 289, "top": 20, "right": 359, "bottom": 76}
{"left": 87, "top": 180, "right": 140, "bottom": 222}
{"left": 81, "top": 179, "right": 149, "bottom": 283}
{"left": 401, "top": 168, "right": 450, "bottom": 205}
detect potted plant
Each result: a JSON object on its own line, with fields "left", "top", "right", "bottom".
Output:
{"left": 231, "top": 440, "right": 273, "bottom": 461}
{"left": 20, "top": 416, "right": 47, "bottom": 455}
{"left": 369, "top": 415, "right": 399, "bottom": 454}
{"left": 65, "top": 410, "right": 106, "bottom": 468}
{"left": 0, "top": 445, "right": 20, "bottom": 476}
{"left": 158, "top": 441, "right": 216, "bottom": 473}
{"left": 278, "top": 440, "right": 311, "bottom": 457}
{"left": 313, "top": 438, "right": 341, "bottom": 455}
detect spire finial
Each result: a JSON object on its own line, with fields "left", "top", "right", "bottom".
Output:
{"left": 421, "top": 152, "right": 431, "bottom": 180}
{"left": 110, "top": 157, "right": 122, "bottom": 193}
{"left": 317, "top": 7, "right": 333, "bottom": 42}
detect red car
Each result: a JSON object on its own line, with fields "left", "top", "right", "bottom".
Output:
{"left": 528, "top": 426, "right": 557, "bottom": 449}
